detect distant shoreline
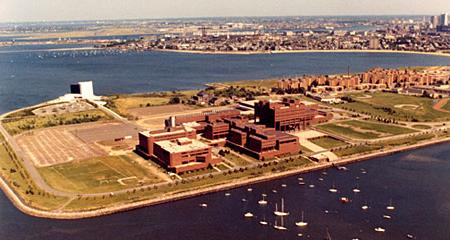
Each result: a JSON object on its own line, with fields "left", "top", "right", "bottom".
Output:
{"left": 154, "top": 48, "right": 450, "bottom": 57}
{"left": 1, "top": 46, "right": 449, "bottom": 58}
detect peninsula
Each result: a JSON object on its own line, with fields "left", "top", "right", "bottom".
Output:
{"left": 0, "top": 66, "right": 449, "bottom": 219}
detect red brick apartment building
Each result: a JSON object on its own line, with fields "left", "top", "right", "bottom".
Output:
{"left": 136, "top": 126, "right": 219, "bottom": 173}
{"left": 277, "top": 67, "right": 449, "bottom": 92}
{"left": 254, "top": 98, "right": 332, "bottom": 132}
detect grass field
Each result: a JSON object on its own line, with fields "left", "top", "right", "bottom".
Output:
{"left": 316, "top": 123, "right": 381, "bottom": 139}
{"left": 411, "top": 124, "right": 432, "bottom": 130}
{"left": 338, "top": 92, "right": 450, "bottom": 122}
{"left": 344, "top": 120, "right": 417, "bottom": 135}
{"left": 105, "top": 90, "right": 197, "bottom": 117}
{"left": 333, "top": 145, "right": 383, "bottom": 157}
{"left": 2, "top": 109, "right": 112, "bottom": 135}
{"left": 0, "top": 133, "right": 69, "bottom": 210}
{"left": 443, "top": 101, "right": 450, "bottom": 111}
{"left": 38, "top": 155, "right": 162, "bottom": 194}
{"left": 223, "top": 152, "right": 252, "bottom": 166}
{"left": 316, "top": 120, "right": 417, "bottom": 140}
{"left": 310, "top": 136, "right": 347, "bottom": 149}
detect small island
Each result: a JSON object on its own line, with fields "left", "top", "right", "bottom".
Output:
{"left": 0, "top": 66, "right": 449, "bottom": 219}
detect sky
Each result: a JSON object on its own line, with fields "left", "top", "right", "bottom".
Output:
{"left": 0, "top": 0, "right": 449, "bottom": 22}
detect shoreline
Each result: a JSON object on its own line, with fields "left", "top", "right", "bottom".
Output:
{"left": 0, "top": 132, "right": 448, "bottom": 219}
{"left": 153, "top": 48, "right": 450, "bottom": 57}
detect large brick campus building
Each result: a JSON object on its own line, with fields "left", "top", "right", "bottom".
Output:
{"left": 277, "top": 67, "right": 450, "bottom": 93}
{"left": 137, "top": 98, "right": 330, "bottom": 173}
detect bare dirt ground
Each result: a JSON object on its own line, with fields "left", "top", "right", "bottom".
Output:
{"left": 16, "top": 128, "right": 105, "bottom": 167}
{"left": 127, "top": 104, "right": 194, "bottom": 118}
{"left": 134, "top": 105, "right": 234, "bottom": 129}
{"left": 73, "top": 122, "right": 140, "bottom": 143}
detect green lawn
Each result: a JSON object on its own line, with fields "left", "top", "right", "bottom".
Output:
{"left": 316, "top": 123, "right": 381, "bottom": 139}
{"left": 310, "top": 136, "right": 347, "bottom": 149}
{"left": 338, "top": 92, "right": 450, "bottom": 122}
{"left": 344, "top": 120, "right": 417, "bottom": 135}
{"left": 223, "top": 152, "right": 252, "bottom": 166}
{"left": 333, "top": 145, "right": 383, "bottom": 157}
{"left": 2, "top": 109, "right": 112, "bottom": 135}
{"left": 411, "top": 124, "right": 432, "bottom": 130}
{"left": 443, "top": 101, "right": 450, "bottom": 111}
{"left": 38, "top": 155, "right": 162, "bottom": 194}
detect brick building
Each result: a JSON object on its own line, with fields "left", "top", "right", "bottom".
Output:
{"left": 136, "top": 126, "right": 219, "bottom": 173}
{"left": 225, "top": 118, "right": 300, "bottom": 160}
{"left": 254, "top": 98, "right": 332, "bottom": 132}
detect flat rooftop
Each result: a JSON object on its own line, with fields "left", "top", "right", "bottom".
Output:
{"left": 156, "top": 138, "right": 210, "bottom": 153}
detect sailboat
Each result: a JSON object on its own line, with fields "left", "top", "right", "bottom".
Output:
{"left": 386, "top": 199, "right": 395, "bottom": 210}
{"left": 274, "top": 216, "right": 288, "bottom": 231}
{"left": 258, "top": 194, "right": 268, "bottom": 205}
{"left": 295, "top": 211, "right": 308, "bottom": 227}
{"left": 259, "top": 214, "right": 268, "bottom": 225}
{"left": 274, "top": 198, "right": 290, "bottom": 216}
{"left": 329, "top": 183, "right": 338, "bottom": 193}
{"left": 352, "top": 184, "right": 361, "bottom": 193}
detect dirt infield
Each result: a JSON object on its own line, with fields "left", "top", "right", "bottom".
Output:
{"left": 16, "top": 128, "right": 105, "bottom": 167}
{"left": 433, "top": 98, "right": 450, "bottom": 113}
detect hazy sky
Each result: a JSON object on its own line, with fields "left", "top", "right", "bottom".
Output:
{"left": 1, "top": 0, "right": 449, "bottom": 22}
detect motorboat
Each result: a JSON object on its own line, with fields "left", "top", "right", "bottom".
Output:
{"left": 199, "top": 203, "right": 208, "bottom": 208}
{"left": 386, "top": 199, "right": 395, "bottom": 210}
{"left": 374, "top": 227, "right": 385, "bottom": 232}
{"left": 244, "top": 212, "right": 254, "bottom": 218}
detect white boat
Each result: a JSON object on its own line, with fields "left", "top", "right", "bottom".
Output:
{"left": 259, "top": 220, "right": 268, "bottom": 225}
{"left": 386, "top": 199, "right": 395, "bottom": 210}
{"left": 329, "top": 183, "right": 338, "bottom": 193}
{"left": 241, "top": 198, "right": 247, "bottom": 202}
{"left": 224, "top": 192, "right": 231, "bottom": 196}
{"left": 247, "top": 188, "right": 253, "bottom": 192}
{"left": 272, "top": 189, "right": 278, "bottom": 193}
{"left": 274, "top": 198, "right": 290, "bottom": 216}
{"left": 295, "top": 211, "right": 308, "bottom": 227}
{"left": 308, "top": 184, "right": 315, "bottom": 188}
{"left": 298, "top": 177, "right": 304, "bottom": 181}
{"left": 299, "top": 181, "right": 305, "bottom": 185}
{"left": 318, "top": 177, "right": 324, "bottom": 181}
{"left": 352, "top": 184, "right": 361, "bottom": 193}
{"left": 258, "top": 194, "right": 268, "bottom": 205}
{"left": 199, "top": 203, "right": 208, "bottom": 208}
{"left": 361, "top": 205, "right": 369, "bottom": 210}
{"left": 383, "top": 214, "right": 392, "bottom": 219}
{"left": 374, "top": 227, "right": 386, "bottom": 232}
{"left": 281, "top": 184, "right": 287, "bottom": 188}
{"left": 274, "top": 216, "right": 288, "bottom": 231}
{"left": 244, "top": 212, "right": 254, "bottom": 218}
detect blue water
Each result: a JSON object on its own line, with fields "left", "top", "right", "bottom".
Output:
{"left": 1, "top": 49, "right": 450, "bottom": 114}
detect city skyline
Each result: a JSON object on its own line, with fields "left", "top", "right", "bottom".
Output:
{"left": 1, "top": 0, "right": 450, "bottom": 23}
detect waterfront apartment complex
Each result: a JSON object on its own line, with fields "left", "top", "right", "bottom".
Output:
{"left": 277, "top": 67, "right": 450, "bottom": 94}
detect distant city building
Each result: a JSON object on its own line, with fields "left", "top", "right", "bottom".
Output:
{"left": 440, "top": 13, "right": 449, "bottom": 26}
{"left": 430, "top": 15, "right": 439, "bottom": 28}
